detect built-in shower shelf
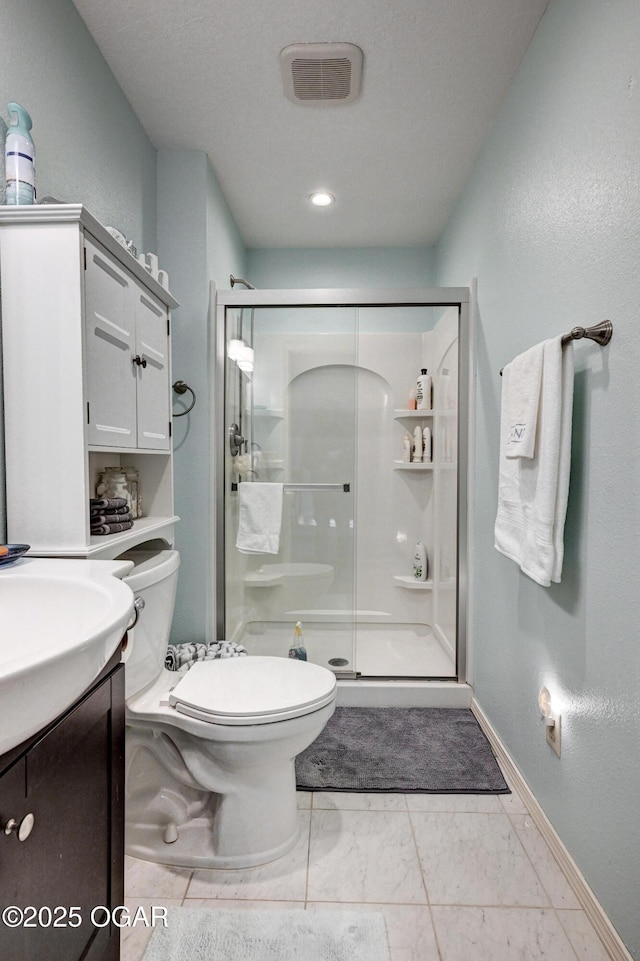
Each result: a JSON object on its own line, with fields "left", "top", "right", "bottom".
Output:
{"left": 253, "top": 408, "right": 284, "bottom": 419}
{"left": 393, "top": 461, "right": 434, "bottom": 470}
{"left": 393, "top": 409, "right": 434, "bottom": 418}
{"left": 393, "top": 575, "right": 433, "bottom": 590}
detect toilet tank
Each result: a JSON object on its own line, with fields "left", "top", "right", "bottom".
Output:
{"left": 119, "top": 547, "right": 180, "bottom": 698}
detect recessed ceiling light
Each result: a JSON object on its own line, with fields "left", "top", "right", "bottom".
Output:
{"left": 310, "top": 191, "right": 334, "bottom": 207}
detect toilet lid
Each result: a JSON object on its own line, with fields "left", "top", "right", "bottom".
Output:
{"left": 168, "top": 656, "right": 337, "bottom": 725}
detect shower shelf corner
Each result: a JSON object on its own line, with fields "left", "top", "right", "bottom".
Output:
{"left": 253, "top": 408, "right": 284, "bottom": 419}
{"left": 393, "top": 409, "right": 434, "bottom": 419}
{"left": 392, "top": 575, "right": 433, "bottom": 590}
{"left": 393, "top": 461, "right": 434, "bottom": 470}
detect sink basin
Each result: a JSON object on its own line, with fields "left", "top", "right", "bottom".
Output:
{"left": 0, "top": 557, "right": 134, "bottom": 756}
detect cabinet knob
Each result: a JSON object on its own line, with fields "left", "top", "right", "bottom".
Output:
{"left": 133, "top": 354, "right": 148, "bottom": 368}
{"left": 4, "top": 813, "right": 35, "bottom": 842}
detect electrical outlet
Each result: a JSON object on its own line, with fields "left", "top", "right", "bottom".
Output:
{"left": 546, "top": 713, "right": 561, "bottom": 756}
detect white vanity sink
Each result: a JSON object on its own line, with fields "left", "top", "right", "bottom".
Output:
{"left": 0, "top": 557, "right": 134, "bottom": 755}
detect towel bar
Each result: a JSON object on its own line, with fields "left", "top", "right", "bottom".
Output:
{"left": 231, "top": 482, "right": 350, "bottom": 492}
{"left": 500, "top": 321, "right": 612, "bottom": 374}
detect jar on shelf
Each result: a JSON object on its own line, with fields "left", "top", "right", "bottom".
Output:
{"left": 96, "top": 468, "right": 131, "bottom": 514}
{"left": 119, "top": 465, "right": 141, "bottom": 518}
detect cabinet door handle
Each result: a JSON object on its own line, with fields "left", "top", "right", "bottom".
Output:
{"left": 133, "top": 354, "right": 148, "bottom": 369}
{"left": 4, "top": 813, "right": 35, "bottom": 842}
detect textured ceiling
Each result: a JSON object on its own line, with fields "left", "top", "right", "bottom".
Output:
{"left": 71, "top": 0, "right": 549, "bottom": 249}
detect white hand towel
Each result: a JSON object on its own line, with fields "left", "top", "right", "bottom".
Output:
{"left": 494, "top": 336, "right": 574, "bottom": 586}
{"left": 236, "top": 482, "right": 284, "bottom": 555}
{"left": 503, "top": 341, "right": 545, "bottom": 458}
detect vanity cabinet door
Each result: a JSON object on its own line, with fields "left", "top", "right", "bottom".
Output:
{"left": 85, "top": 237, "right": 138, "bottom": 449}
{"left": 0, "top": 664, "right": 124, "bottom": 961}
{"left": 0, "top": 758, "right": 28, "bottom": 960}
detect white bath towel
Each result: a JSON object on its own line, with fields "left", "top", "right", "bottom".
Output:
{"left": 494, "top": 336, "right": 574, "bottom": 586}
{"left": 236, "top": 482, "right": 284, "bottom": 554}
{"left": 504, "top": 341, "right": 545, "bottom": 459}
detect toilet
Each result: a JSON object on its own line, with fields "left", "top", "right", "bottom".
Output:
{"left": 121, "top": 547, "right": 336, "bottom": 869}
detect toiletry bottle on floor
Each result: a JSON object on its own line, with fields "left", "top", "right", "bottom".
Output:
{"left": 289, "top": 621, "right": 307, "bottom": 660}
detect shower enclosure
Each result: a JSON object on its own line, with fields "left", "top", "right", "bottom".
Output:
{"left": 215, "top": 288, "right": 469, "bottom": 683}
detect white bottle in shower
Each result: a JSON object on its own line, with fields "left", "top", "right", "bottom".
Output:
{"left": 413, "top": 541, "right": 428, "bottom": 581}
{"left": 416, "top": 369, "right": 432, "bottom": 410}
{"left": 402, "top": 433, "right": 412, "bottom": 463}
{"left": 412, "top": 425, "right": 423, "bottom": 462}
{"left": 422, "top": 426, "right": 432, "bottom": 463}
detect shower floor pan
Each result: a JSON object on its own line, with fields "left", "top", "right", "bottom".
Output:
{"left": 241, "top": 620, "right": 456, "bottom": 679}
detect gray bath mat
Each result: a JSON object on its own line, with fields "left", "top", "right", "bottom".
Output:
{"left": 296, "top": 707, "right": 510, "bottom": 793}
{"left": 142, "top": 907, "right": 390, "bottom": 961}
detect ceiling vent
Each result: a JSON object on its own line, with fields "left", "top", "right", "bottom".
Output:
{"left": 280, "top": 43, "right": 363, "bottom": 105}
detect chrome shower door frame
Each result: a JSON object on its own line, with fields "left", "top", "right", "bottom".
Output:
{"left": 212, "top": 285, "right": 470, "bottom": 683}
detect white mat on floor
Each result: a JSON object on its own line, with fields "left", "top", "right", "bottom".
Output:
{"left": 142, "top": 907, "right": 390, "bottom": 961}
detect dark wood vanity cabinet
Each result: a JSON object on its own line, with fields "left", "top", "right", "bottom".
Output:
{"left": 0, "top": 655, "right": 124, "bottom": 961}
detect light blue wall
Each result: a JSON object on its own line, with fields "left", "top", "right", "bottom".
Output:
{"left": 247, "top": 246, "right": 434, "bottom": 289}
{"left": 0, "top": 0, "right": 156, "bottom": 250}
{"left": 157, "top": 149, "right": 246, "bottom": 643}
{"left": 435, "top": 0, "right": 640, "bottom": 953}
{"left": 0, "top": 0, "right": 158, "bottom": 541}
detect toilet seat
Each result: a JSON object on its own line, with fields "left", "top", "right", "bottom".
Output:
{"left": 168, "top": 655, "right": 337, "bottom": 725}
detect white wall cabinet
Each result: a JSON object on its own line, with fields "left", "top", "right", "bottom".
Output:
{"left": 85, "top": 235, "right": 171, "bottom": 450}
{"left": 0, "top": 205, "right": 180, "bottom": 559}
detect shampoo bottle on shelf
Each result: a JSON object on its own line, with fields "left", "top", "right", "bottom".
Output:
{"left": 412, "top": 425, "right": 423, "bottom": 462}
{"left": 288, "top": 621, "right": 307, "bottom": 660}
{"left": 402, "top": 433, "right": 412, "bottom": 463}
{"left": 422, "top": 426, "right": 432, "bottom": 463}
{"left": 5, "top": 102, "right": 35, "bottom": 205}
{"left": 407, "top": 387, "right": 417, "bottom": 410}
{"left": 440, "top": 368, "right": 452, "bottom": 409}
{"left": 416, "top": 368, "right": 432, "bottom": 410}
{"left": 413, "top": 541, "right": 428, "bottom": 581}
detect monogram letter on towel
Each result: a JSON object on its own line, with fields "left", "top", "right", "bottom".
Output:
{"left": 236, "top": 482, "right": 284, "bottom": 554}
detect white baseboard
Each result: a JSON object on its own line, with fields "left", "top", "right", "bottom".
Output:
{"left": 471, "top": 698, "right": 634, "bottom": 961}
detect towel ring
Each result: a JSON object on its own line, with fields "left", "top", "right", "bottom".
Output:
{"left": 172, "top": 380, "right": 196, "bottom": 416}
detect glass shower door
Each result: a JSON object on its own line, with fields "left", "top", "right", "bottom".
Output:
{"left": 223, "top": 305, "right": 358, "bottom": 675}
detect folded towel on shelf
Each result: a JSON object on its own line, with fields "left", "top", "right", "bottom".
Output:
{"left": 90, "top": 504, "right": 131, "bottom": 517}
{"left": 165, "top": 641, "right": 248, "bottom": 673}
{"left": 91, "top": 519, "right": 134, "bottom": 536}
{"left": 494, "top": 335, "right": 574, "bottom": 586}
{"left": 90, "top": 497, "right": 129, "bottom": 511}
{"left": 236, "top": 482, "right": 284, "bottom": 555}
{"left": 91, "top": 511, "right": 133, "bottom": 526}
{"left": 504, "top": 341, "right": 545, "bottom": 459}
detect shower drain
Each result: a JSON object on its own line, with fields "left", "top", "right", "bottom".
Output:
{"left": 328, "top": 657, "right": 350, "bottom": 667}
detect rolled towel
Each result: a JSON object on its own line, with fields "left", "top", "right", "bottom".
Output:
{"left": 165, "top": 640, "right": 249, "bottom": 673}
{"left": 208, "top": 640, "right": 248, "bottom": 659}
{"left": 90, "top": 497, "right": 128, "bottom": 511}
{"left": 91, "top": 520, "right": 134, "bottom": 536}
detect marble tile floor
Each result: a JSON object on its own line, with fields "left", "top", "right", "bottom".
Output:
{"left": 122, "top": 763, "right": 613, "bottom": 961}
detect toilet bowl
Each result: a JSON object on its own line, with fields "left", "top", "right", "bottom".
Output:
{"left": 121, "top": 547, "right": 336, "bottom": 869}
